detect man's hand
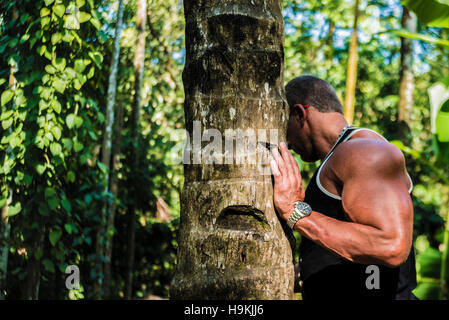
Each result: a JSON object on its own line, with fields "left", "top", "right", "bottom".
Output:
{"left": 269, "top": 142, "right": 305, "bottom": 221}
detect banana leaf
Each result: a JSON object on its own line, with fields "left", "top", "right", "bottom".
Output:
{"left": 402, "top": 0, "right": 449, "bottom": 28}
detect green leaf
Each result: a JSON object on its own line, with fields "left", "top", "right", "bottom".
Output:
{"left": 90, "top": 17, "right": 101, "bottom": 30}
{"left": 45, "top": 64, "right": 56, "bottom": 74}
{"left": 74, "top": 59, "right": 87, "bottom": 73}
{"left": 48, "top": 197, "right": 59, "bottom": 210}
{"left": 64, "top": 223, "right": 73, "bottom": 235}
{"left": 73, "top": 141, "right": 84, "bottom": 152}
{"left": 44, "top": 0, "right": 54, "bottom": 5}
{"left": 50, "top": 142, "right": 62, "bottom": 156}
{"left": 42, "top": 259, "right": 55, "bottom": 273}
{"left": 66, "top": 114, "right": 75, "bottom": 129}
{"left": 10, "top": 135, "right": 21, "bottom": 148}
{"left": 52, "top": 100, "right": 62, "bottom": 114}
{"left": 418, "top": 247, "right": 442, "bottom": 278}
{"left": 390, "top": 29, "right": 449, "bottom": 47}
{"left": 1, "top": 90, "right": 14, "bottom": 106}
{"left": 79, "top": 12, "right": 91, "bottom": 23}
{"left": 35, "top": 163, "right": 46, "bottom": 175}
{"left": 0, "top": 110, "right": 13, "bottom": 121}
{"left": 53, "top": 4, "right": 65, "bottom": 18}
{"left": 76, "top": 0, "right": 86, "bottom": 7}
{"left": 40, "top": 8, "right": 51, "bottom": 17}
{"left": 51, "top": 126, "right": 62, "bottom": 140}
{"left": 41, "top": 16, "right": 51, "bottom": 28}
{"left": 67, "top": 171, "right": 76, "bottom": 183}
{"left": 62, "top": 138, "right": 73, "bottom": 150}
{"left": 51, "top": 32, "right": 62, "bottom": 45}
{"left": 54, "top": 78, "right": 66, "bottom": 94}
{"left": 53, "top": 57, "right": 66, "bottom": 71}
{"left": 74, "top": 116, "right": 83, "bottom": 128}
{"left": 48, "top": 230, "right": 62, "bottom": 247}
{"left": 97, "top": 162, "right": 107, "bottom": 173}
{"left": 402, "top": 0, "right": 449, "bottom": 28}
{"left": 61, "top": 198, "right": 71, "bottom": 213}
{"left": 1, "top": 118, "right": 13, "bottom": 130}
{"left": 7, "top": 202, "right": 21, "bottom": 217}
{"left": 65, "top": 67, "right": 77, "bottom": 79}
{"left": 88, "top": 51, "right": 103, "bottom": 69}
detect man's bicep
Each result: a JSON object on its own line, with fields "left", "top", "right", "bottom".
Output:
{"left": 341, "top": 169, "right": 413, "bottom": 234}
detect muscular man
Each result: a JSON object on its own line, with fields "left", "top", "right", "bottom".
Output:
{"left": 270, "top": 75, "right": 417, "bottom": 300}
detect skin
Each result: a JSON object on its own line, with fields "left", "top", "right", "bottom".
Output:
{"left": 270, "top": 104, "right": 414, "bottom": 268}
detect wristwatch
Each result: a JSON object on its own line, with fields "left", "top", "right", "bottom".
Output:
{"left": 287, "top": 201, "right": 312, "bottom": 229}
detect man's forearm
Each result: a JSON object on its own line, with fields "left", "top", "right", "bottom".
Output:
{"left": 292, "top": 211, "right": 406, "bottom": 267}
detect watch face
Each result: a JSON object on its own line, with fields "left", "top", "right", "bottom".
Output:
{"left": 296, "top": 202, "right": 312, "bottom": 214}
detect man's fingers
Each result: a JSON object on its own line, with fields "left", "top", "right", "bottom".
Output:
{"left": 271, "top": 147, "right": 286, "bottom": 176}
{"left": 270, "top": 159, "right": 281, "bottom": 178}
{"left": 280, "top": 142, "right": 296, "bottom": 184}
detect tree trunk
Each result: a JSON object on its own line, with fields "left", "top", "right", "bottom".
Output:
{"left": 170, "top": 0, "right": 295, "bottom": 299}
{"left": 23, "top": 228, "right": 44, "bottom": 300}
{"left": 325, "top": 19, "right": 335, "bottom": 61}
{"left": 397, "top": 6, "right": 417, "bottom": 143}
{"left": 0, "top": 198, "right": 11, "bottom": 300}
{"left": 102, "top": 99, "right": 124, "bottom": 299}
{"left": 344, "top": 0, "right": 360, "bottom": 124}
{"left": 95, "top": 0, "right": 125, "bottom": 299}
{"left": 125, "top": 0, "right": 147, "bottom": 300}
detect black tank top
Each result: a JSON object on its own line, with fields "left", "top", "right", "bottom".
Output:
{"left": 299, "top": 127, "right": 418, "bottom": 300}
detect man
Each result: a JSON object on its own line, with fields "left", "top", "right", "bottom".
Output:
{"left": 270, "top": 75, "right": 417, "bottom": 300}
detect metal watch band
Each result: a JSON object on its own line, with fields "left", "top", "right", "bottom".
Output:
{"left": 287, "top": 202, "right": 312, "bottom": 229}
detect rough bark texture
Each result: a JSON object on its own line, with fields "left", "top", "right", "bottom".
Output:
{"left": 95, "top": 0, "right": 125, "bottom": 298}
{"left": 124, "top": 0, "right": 147, "bottom": 300}
{"left": 344, "top": 0, "right": 359, "bottom": 124}
{"left": 170, "top": 0, "right": 295, "bottom": 300}
{"left": 398, "top": 6, "right": 417, "bottom": 142}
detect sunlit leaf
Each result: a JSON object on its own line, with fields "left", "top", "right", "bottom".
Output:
{"left": 402, "top": 0, "right": 449, "bottom": 28}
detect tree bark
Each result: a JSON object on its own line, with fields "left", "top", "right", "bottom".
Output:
{"left": 125, "top": 0, "right": 147, "bottom": 300}
{"left": 344, "top": 0, "right": 360, "bottom": 124}
{"left": 170, "top": 0, "right": 295, "bottom": 299}
{"left": 95, "top": 0, "right": 125, "bottom": 299}
{"left": 23, "top": 227, "right": 44, "bottom": 300}
{"left": 397, "top": 6, "right": 417, "bottom": 143}
{"left": 0, "top": 198, "right": 11, "bottom": 300}
{"left": 102, "top": 99, "right": 124, "bottom": 299}
{"left": 325, "top": 19, "right": 335, "bottom": 61}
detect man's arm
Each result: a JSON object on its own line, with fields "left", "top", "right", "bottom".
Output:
{"left": 270, "top": 141, "right": 413, "bottom": 268}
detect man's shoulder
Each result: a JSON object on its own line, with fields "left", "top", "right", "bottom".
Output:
{"left": 330, "top": 134, "right": 406, "bottom": 178}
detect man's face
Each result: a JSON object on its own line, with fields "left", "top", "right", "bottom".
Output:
{"left": 286, "top": 106, "right": 317, "bottom": 162}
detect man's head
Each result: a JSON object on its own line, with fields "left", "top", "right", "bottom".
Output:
{"left": 285, "top": 75, "right": 345, "bottom": 162}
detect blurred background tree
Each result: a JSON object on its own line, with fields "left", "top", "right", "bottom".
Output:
{"left": 0, "top": 0, "right": 448, "bottom": 299}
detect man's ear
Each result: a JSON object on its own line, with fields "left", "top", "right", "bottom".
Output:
{"left": 293, "top": 104, "right": 308, "bottom": 121}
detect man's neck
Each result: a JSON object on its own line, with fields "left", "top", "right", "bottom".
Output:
{"left": 312, "top": 115, "right": 349, "bottom": 160}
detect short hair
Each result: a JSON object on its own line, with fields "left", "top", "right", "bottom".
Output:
{"left": 285, "top": 75, "right": 343, "bottom": 114}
